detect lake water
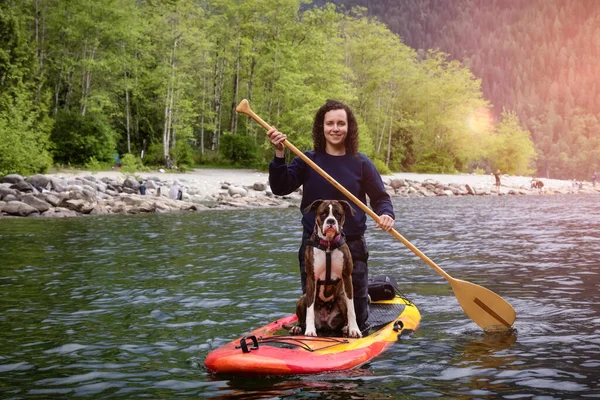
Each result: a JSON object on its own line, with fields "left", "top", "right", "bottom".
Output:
{"left": 1, "top": 194, "right": 598, "bottom": 398}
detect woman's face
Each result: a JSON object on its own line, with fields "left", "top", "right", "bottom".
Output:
{"left": 323, "top": 109, "right": 348, "bottom": 152}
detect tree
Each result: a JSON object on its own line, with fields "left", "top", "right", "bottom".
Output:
{"left": 487, "top": 110, "right": 536, "bottom": 176}
{"left": 0, "top": 3, "right": 52, "bottom": 176}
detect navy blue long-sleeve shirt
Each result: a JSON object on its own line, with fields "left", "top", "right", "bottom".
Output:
{"left": 269, "top": 151, "right": 395, "bottom": 237}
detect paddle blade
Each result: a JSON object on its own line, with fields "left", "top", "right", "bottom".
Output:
{"left": 450, "top": 279, "right": 516, "bottom": 332}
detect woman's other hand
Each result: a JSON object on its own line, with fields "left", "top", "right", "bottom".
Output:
{"left": 267, "top": 126, "right": 286, "bottom": 158}
{"left": 376, "top": 214, "right": 395, "bottom": 232}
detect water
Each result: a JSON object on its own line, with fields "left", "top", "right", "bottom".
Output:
{"left": 0, "top": 195, "right": 598, "bottom": 398}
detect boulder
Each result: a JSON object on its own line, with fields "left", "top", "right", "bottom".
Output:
{"left": 228, "top": 186, "right": 248, "bottom": 197}
{"left": 120, "top": 195, "right": 145, "bottom": 206}
{"left": 3, "top": 194, "right": 18, "bottom": 202}
{"left": 122, "top": 187, "right": 137, "bottom": 194}
{"left": 44, "top": 194, "right": 63, "bottom": 207}
{"left": 11, "top": 181, "right": 34, "bottom": 192}
{"left": 83, "top": 175, "right": 98, "bottom": 182}
{"left": 89, "top": 205, "right": 110, "bottom": 215}
{"left": 390, "top": 178, "right": 405, "bottom": 189}
{"left": 145, "top": 180, "right": 158, "bottom": 190}
{"left": 123, "top": 176, "right": 140, "bottom": 189}
{"left": 1, "top": 174, "right": 24, "bottom": 184}
{"left": 20, "top": 195, "right": 51, "bottom": 213}
{"left": 252, "top": 182, "right": 266, "bottom": 191}
{"left": 25, "top": 174, "right": 51, "bottom": 189}
{"left": 2, "top": 201, "right": 39, "bottom": 216}
{"left": 63, "top": 199, "right": 95, "bottom": 214}
{"left": 0, "top": 186, "right": 18, "bottom": 200}
{"left": 50, "top": 178, "right": 68, "bottom": 192}
{"left": 42, "top": 207, "right": 78, "bottom": 218}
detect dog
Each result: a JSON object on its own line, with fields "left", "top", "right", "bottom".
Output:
{"left": 531, "top": 179, "right": 544, "bottom": 190}
{"left": 288, "top": 199, "right": 362, "bottom": 338}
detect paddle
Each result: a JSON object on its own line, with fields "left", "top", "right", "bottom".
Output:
{"left": 236, "top": 99, "right": 516, "bottom": 332}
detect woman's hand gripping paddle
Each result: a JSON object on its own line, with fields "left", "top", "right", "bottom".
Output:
{"left": 236, "top": 99, "right": 516, "bottom": 332}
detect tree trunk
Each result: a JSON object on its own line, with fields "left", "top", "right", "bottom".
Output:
{"left": 172, "top": 109, "right": 177, "bottom": 149}
{"left": 80, "top": 45, "right": 87, "bottom": 116}
{"left": 81, "top": 44, "right": 96, "bottom": 117}
{"left": 53, "top": 74, "right": 60, "bottom": 117}
{"left": 376, "top": 99, "right": 391, "bottom": 154}
{"left": 230, "top": 40, "right": 241, "bottom": 134}
{"left": 34, "top": 0, "right": 45, "bottom": 101}
{"left": 376, "top": 113, "right": 388, "bottom": 154}
{"left": 162, "top": 81, "right": 171, "bottom": 158}
{"left": 248, "top": 50, "right": 256, "bottom": 139}
{"left": 211, "top": 55, "right": 221, "bottom": 151}
{"left": 122, "top": 41, "right": 132, "bottom": 154}
{"left": 65, "top": 70, "right": 73, "bottom": 108}
{"left": 125, "top": 84, "right": 131, "bottom": 153}
{"left": 166, "top": 84, "right": 175, "bottom": 154}
{"left": 163, "top": 40, "right": 178, "bottom": 160}
{"left": 212, "top": 56, "right": 226, "bottom": 151}
{"left": 35, "top": 0, "right": 40, "bottom": 67}
{"left": 386, "top": 111, "right": 394, "bottom": 166}
{"left": 200, "top": 58, "right": 206, "bottom": 156}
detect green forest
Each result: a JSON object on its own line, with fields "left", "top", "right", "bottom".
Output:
{"left": 3, "top": 0, "right": 591, "bottom": 179}
{"left": 316, "top": 0, "right": 600, "bottom": 179}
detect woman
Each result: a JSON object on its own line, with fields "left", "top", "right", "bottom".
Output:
{"left": 267, "top": 99, "right": 395, "bottom": 331}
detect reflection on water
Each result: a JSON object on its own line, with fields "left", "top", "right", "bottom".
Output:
{"left": 0, "top": 195, "right": 599, "bottom": 398}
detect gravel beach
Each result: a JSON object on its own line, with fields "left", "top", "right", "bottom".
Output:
{"left": 1, "top": 168, "right": 595, "bottom": 218}
{"left": 58, "top": 168, "right": 576, "bottom": 195}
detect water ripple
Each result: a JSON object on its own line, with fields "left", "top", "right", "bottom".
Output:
{"left": 0, "top": 196, "right": 598, "bottom": 398}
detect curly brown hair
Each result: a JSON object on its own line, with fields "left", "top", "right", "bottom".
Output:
{"left": 312, "top": 100, "right": 359, "bottom": 155}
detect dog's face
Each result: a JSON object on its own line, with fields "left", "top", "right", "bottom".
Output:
{"left": 306, "top": 200, "right": 355, "bottom": 241}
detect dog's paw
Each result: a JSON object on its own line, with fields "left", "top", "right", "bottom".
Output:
{"left": 304, "top": 329, "right": 318, "bottom": 337}
{"left": 343, "top": 325, "right": 362, "bottom": 338}
{"left": 348, "top": 328, "right": 362, "bottom": 338}
{"left": 288, "top": 325, "right": 303, "bottom": 335}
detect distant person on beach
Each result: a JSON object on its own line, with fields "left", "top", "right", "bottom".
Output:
{"left": 593, "top": 172, "right": 598, "bottom": 187}
{"left": 169, "top": 181, "right": 182, "bottom": 200}
{"left": 493, "top": 169, "right": 501, "bottom": 190}
{"left": 138, "top": 181, "right": 147, "bottom": 195}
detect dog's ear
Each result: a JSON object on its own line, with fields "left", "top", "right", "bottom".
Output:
{"left": 339, "top": 200, "right": 356, "bottom": 216}
{"left": 304, "top": 199, "right": 324, "bottom": 214}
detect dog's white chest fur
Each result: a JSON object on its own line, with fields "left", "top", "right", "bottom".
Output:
{"left": 312, "top": 248, "right": 344, "bottom": 302}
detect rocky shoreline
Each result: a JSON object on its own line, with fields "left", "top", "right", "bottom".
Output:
{"left": 0, "top": 170, "right": 597, "bottom": 218}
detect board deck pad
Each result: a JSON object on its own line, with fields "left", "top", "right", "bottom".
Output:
{"left": 365, "top": 302, "right": 406, "bottom": 331}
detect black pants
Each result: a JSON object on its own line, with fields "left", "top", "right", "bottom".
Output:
{"left": 298, "top": 232, "right": 370, "bottom": 330}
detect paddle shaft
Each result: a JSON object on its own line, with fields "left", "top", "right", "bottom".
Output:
{"left": 237, "top": 100, "right": 453, "bottom": 282}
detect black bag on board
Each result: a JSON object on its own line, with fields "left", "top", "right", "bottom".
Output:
{"left": 368, "top": 275, "right": 399, "bottom": 301}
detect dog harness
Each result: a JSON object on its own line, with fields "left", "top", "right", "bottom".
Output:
{"left": 306, "top": 232, "right": 347, "bottom": 289}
